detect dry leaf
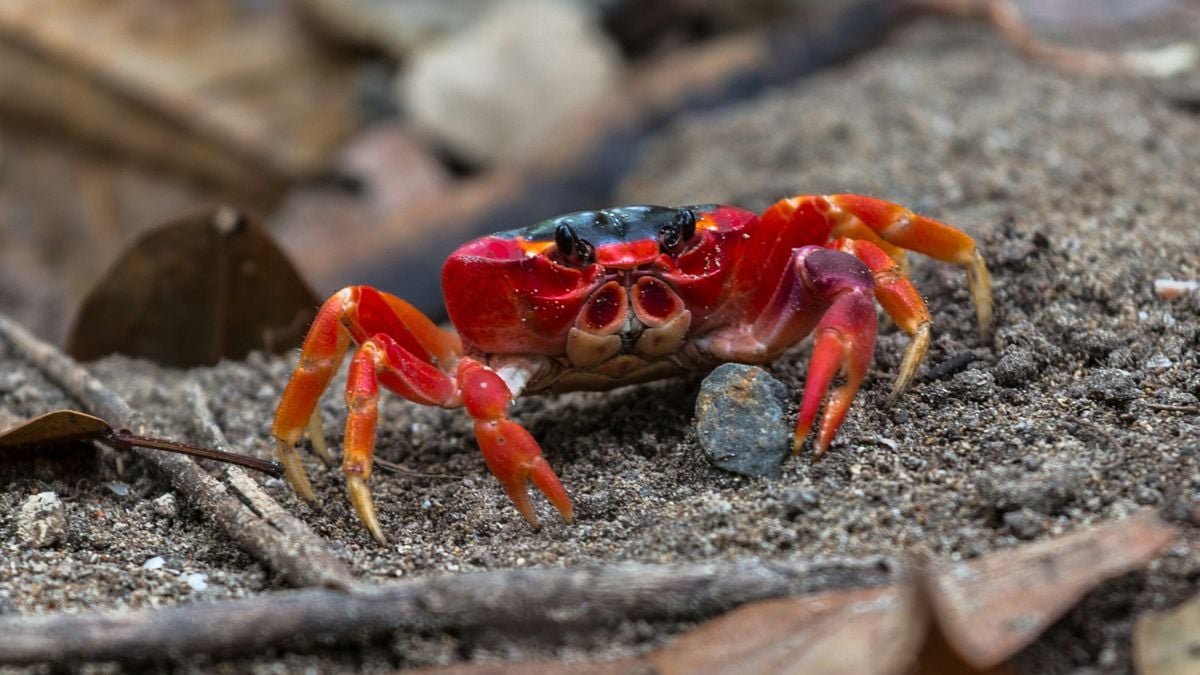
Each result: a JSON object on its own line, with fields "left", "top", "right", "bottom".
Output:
{"left": 1133, "top": 590, "right": 1200, "bottom": 675}
{"left": 928, "top": 510, "right": 1178, "bottom": 669}
{"left": 0, "top": 409, "right": 281, "bottom": 477}
{"left": 67, "top": 207, "right": 319, "bottom": 367}
{"left": 649, "top": 587, "right": 913, "bottom": 675}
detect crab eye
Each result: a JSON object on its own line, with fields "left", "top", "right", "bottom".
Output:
{"left": 676, "top": 209, "right": 696, "bottom": 242}
{"left": 658, "top": 210, "right": 695, "bottom": 254}
{"left": 555, "top": 223, "right": 576, "bottom": 258}
{"left": 555, "top": 223, "right": 595, "bottom": 266}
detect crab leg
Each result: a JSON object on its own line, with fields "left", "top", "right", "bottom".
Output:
{"left": 272, "top": 288, "right": 355, "bottom": 503}
{"left": 833, "top": 238, "right": 932, "bottom": 405}
{"left": 272, "top": 286, "right": 462, "bottom": 542}
{"left": 763, "top": 195, "right": 992, "bottom": 338}
{"left": 457, "top": 357, "right": 573, "bottom": 527}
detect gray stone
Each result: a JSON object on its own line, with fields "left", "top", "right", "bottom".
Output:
{"left": 17, "top": 491, "right": 67, "bottom": 548}
{"left": 1003, "top": 508, "right": 1045, "bottom": 540}
{"left": 153, "top": 493, "right": 179, "bottom": 519}
{"left": 400, "top": 0, "right": 621, "bottom": 165}
{"left": 695, "top": 364, "right": 790, "bottom": 478}
{"left": 1083, "top": 368, "right": 1140, "bottom": 405}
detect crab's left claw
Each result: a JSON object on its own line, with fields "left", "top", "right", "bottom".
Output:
{"left": 791, "top": 260, "right": 879, "bottom": 457}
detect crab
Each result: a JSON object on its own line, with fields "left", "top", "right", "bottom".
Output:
{"left": 272, "top": 194, "right": 992, "bottom": 543}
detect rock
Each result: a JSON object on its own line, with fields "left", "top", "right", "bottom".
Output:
{"left": 994, "top": 348, "right": 1040, "bottom": 386}
{"left": 400, "top": 0, "right": 621, "bottom": 165}
{"left": 782, "top": 489, "right": 821, "bottom": 519}
{"left": 948, "top": 368, "right": 996, "bottom": 402}
{"left": 17, "top": 491, "right": 68, "bottom": 548}
{"left": 695, "top": 364, "right": 790, "bottom": 478}
{"left": 1083, "top": 368, "right": 1140, "bottom": 405}
{"left": 153, "top": 493, "right": 178, "bottom": 519}
{"left": 1003, "top": 508, "right": 1045, "bottom": 540}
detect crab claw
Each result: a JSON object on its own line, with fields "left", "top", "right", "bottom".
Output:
{"left": 794, "top": 287, "right": 878, "bottom": 457}
{"left": 475, "top": 419, "right": 573, "bottom": 527}
{"left": 459, "top": 357, "right": 574, "bottom": 526}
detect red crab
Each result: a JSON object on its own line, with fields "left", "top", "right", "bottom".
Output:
{"left": 273, "top": 194, "right": 992, "bottom": 542}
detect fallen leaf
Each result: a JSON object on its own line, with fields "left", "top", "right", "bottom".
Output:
{"left": 928, "top": 510, "right": 1178, "bottom": 669}
{"left": 67, "top": 207, "right": 319, "bottom": 367}
{"left": 0, "top": 409, "right": 281, "bottom": 477}
{"left": 1133, "top": 590, "right": 1200, "bottom": 675}
{"left": 649, "top": 586, "right": 913, "bottom": 675}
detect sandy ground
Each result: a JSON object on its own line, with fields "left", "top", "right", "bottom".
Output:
{"left": 2, "top": 18, "right": 1199, "bottom": 673}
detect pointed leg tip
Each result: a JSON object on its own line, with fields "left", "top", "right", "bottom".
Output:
{"left": 274, "top": 438, "right": 318, "bottom": 503}
{"left": 347, "top": 475, "right": 386, "bottom": 544}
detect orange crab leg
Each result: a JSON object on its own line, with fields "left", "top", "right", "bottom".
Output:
{"left": 272, "top": 286, "right": 462, "bottom": 542}
{"left": 763, "top": 195, "right": 992, "bottom": 338}
{"left": 272, "top": 288, "right": 355, "bottom": 501}
{"left": 834, "top": 238, "right": 932, "bottom": 405}
{"left": 458, "top": 357, "right": 573, "bottom": 527}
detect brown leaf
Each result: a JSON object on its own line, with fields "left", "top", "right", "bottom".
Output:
{"left": 0, "top": 0, "right": 360, "bottom": 196}
{"left": 0, "top": 409, "right": 281, "bottom": 477}
{"left": 67, "top": 207, "right": 319, "bottom": 367}
{"left": 928, "top": 510, "right": 1178, "bottom": 669}
{"left": 1133, "top": 589, "right": 1200, "bottom": 675}
{"left": 649, "top": 586, "right": 915, "bottom": 675}
{"left": 0, "top": 410, "right": 112, "bottom": 448}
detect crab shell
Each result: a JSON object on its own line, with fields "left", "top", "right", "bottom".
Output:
{"left": 441, "top": 204, "right": 797, "bottom": 390}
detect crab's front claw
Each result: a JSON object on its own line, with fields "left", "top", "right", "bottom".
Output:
{"left": 475, "top": 419, "right": 573, "bottom": 527}
{"left": 794, "top": 287, "right": 878, "bottom": 458}
{"left": 459, "top": 358, "right": 574, "bottom": 526}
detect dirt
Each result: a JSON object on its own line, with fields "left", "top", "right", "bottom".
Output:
{"left": 2, "top": 17, "right": 1200, "bottom": 674}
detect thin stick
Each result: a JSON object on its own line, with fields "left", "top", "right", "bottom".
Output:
{"left": 1143, "top": 403, "right": 1200, "bottom": 414}
{"left": 186, "top": 383, "right": 355, "bottom": 589}
{"left": 104, "top": 429, "right": 282, "bottom": 477}
{"left": 0, "top": 312, "right": 350, "bottom": 589}
{"left": 0, "top": 556, "right": 894, "bottom": 665}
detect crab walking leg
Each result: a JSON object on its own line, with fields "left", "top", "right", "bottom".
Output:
{"left": 834, "top": 238, "right": 932, "bottom": 405}
{"left": 826, "top": 194, "right": 991, "bottom": 337}
{"left": 457, "top": 358, "right": 573, "bottom": 527}
{"left": 763, "top": 195, "right": 992, "bottom": 338}
{"left": 272, "top": 288, "right": 355, "bottom": 503}
{"left": 342, "top": 334, "right": 459, "bottom": 543}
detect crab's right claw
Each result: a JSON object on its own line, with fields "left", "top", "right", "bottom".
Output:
{"left": 475, "top": 419, "right": 574, "bottom": 527}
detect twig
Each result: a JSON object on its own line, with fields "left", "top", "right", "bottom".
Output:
{"left": 0, "top": 312, "right": 351, "bottom": 589}
{"left": 914, "top": 0, "right": 1197, "bottom": 77}
{"left": 186, "top": 384, "right": 355, "bottom": 589}
{"left": 0, "top": 556, "right": 894, "bottom": 665}
{"left": 1143, "top": 403, "right": 1200, "bottom": 414}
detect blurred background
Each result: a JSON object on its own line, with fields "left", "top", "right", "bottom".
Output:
{"left": 0, "top": 0, "right": 1193, "bottom": 358}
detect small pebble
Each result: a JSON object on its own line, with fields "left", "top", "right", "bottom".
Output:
{"left": 153, "top": 493, "right": 178, "bottom": 519}
{"left": 1003, "top": 508, "right": 1045, "bottom": 540}
{"left": 994, "top": 349, "right": 1039, "bottom": 387}
{"left": 695, "top": 364, "right": 790, "bottom": 478}
{"left": 143, "top": 556, "right": 166, "bottom": 570}
{"left": 17, "top": 491, "right": 68, "bottom": 548}
{"left": 1083, "top": 368, "right": 1139, "bottom": 405}
{"left": 183, "top": 573, "right": 209, "bottom": 591}
{"left": 103, "top": 482, "right": 131, "bottom": 497}
{"left": 783, "top": 489, "right": 821, "bottom": 519}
